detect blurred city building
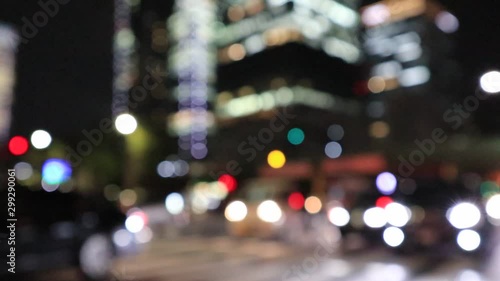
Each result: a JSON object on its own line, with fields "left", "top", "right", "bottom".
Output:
{"left": 360, "top": 0, "right": 466, "bottom": 172}
{"left": 209, "top": 0, "right": 367, "bottom": 180}
{"left": 0, "top": 23, "right": 19, "bottom": 144}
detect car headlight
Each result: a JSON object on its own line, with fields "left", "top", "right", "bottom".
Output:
{"left": 328, "top": 207, "right": 350, "bottom": 227}
{"left": 456, "top": 229, "right": 481, "bottom": 251}
{"left": 224, "top": 201, "right": 247, "bottom": 222}
{"left": 257, "top": 200, "right": 282, "bottom": 223}
{"left": 383, "top": 227, "right": 405, "bottom": 247}
{"left": 486, "top": 194, "right": 500, "bottom": 220}
{"left": 446, "top": 202, "right": 481, "bottom": 229}
{"left": 363, "top": 207, "right": 387, "bottom": 228}
{"left": 385, "top": 203, "right": 412, "bottom": 227}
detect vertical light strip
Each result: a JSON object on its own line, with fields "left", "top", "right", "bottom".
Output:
{"left": 112, "top": 0, "right": 136, "bottom": 117}
{"left": 171, "top": 0, "right": 216, "bottom": 159}
{"left": 0, "top": 24, "right": 19, "bottom": 143}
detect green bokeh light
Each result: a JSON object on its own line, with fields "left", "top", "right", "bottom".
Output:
{"left": 480, "top": 181, "right": 500, "bottom": 198}
{"left": 287, "top": 128, "right": 305, "bottom": 145}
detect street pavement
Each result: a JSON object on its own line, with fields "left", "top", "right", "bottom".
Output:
{"left": 108, "top": 236, "right": 494, "bottom": 281}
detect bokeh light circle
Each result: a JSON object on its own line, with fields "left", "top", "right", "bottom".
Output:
{"left": 325, "top": 142, "right": 342, "bottom": 159}
{"left": 115, "top": 113, "right": 138, "bottom": 135}
{"left": 480, "top": 71, "right": 500, "bottom": 94}
{"left": 304, "top": 196, "right": 322, "bottom": 214}
{"left": 376, "top": 172, "right": 397, "bottom": 195}
{"left": 8, "top": 136, "right": 29, "bottom": 156}
{"left": 383, "top": 227, "right": 405, "bottom": 247}
{"left": 225, "top": 201, "right": 248, "bottom": 222}
{"left": 42, "top": 159, "right": 72, "bottom": 185}
{"left": 165, "top": 193, "right": 184, "bottom": 215}
{"left": 30, "top": 130, "right": 52, "bottom": 149}
{"left": 328, "top": 207, "right": 350, "bottom": 227}
{"left": 327, "top": 125, "right": 344, "bottom": 141}
{"left": 456, "top": 229, "right": 481, "bottom": 251}
{"left": 267, "top": 150, "right": 286, "bottom": 169}
{"left": 287, "top": 128, "right": 305, "bottom": 145}
{"left": 14, "top": 162, "right": 33, "bottom": 181}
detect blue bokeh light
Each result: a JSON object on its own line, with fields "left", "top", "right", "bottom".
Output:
{"left": 42, "top": 159, "right": 72, "bottom": 185}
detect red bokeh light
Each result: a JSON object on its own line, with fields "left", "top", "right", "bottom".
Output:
{"left": 218, "top": 174, "right": 237, "bottom": 192}
{"left": 376, "top": 196, "right": 394, "bottom": 208}
{"left": 8, "top": 136, "right": 29, "bottom": 156}
{"left": 353, "top": 80, "right": 370, "bottom": 96}
{"left": 288, "top": 192, "right": 305, "bottom": 210}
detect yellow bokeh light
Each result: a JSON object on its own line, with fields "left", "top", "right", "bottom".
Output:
{"left": 267, "top": 150, "right": 286, "bottom": 169}
{"left": 369, "top": 121, "right": 390, "bottom": 139}
{"left": 304, "top": 196, "right": 322, "bottom": 214}
{"left": 119, "top": 189, "right": 138, "bottom": 207}
{"left": 367, "top": 76, "right": 386, "bottom": 93}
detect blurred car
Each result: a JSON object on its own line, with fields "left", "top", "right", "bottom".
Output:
{"left": 398, "top": 178, "right": 491, "bottom": 255}
{"left": 224, "top": 178, "right": 306, "bottom": 239}
{"left": 0, "top": 187, "right": 132, "bottom": 280}
{"left": 336, "top": 176, "right": 492, "bottom": 255}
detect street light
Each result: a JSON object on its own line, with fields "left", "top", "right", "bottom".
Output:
{"left": 115, "top": 113, "right": 137, "bottom": 135}
{"left": 480, "top": 71, "right": 500, "bottom": 94}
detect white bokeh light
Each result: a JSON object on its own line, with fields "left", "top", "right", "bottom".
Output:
{"left": 383, "top": 227, "right": 405, "bottom": 247}
{"left": 224, "top": 201, "right": 247, "bottom": 222}
{"left": 486, "top": 194, "right": 500, "bottom": 220}
{"left": 41, "top": 180, "right": 59, "bottom": 192}
{"left": 115, "top": 113, "right": 138, "bottom": 135}
{"left": 435, "top": 11, "right": 459, "bottom": 33}
{"left": 447, "top": 202, "right": 481, "bottom": 229}
{"left": 457, "top": 230, "right": 481, "bottom": 251}
{"left": 135, "top": 226, "right": 153, "bottom": 244}
{"left": 363, "top": 207, "right": 387, "bottom": 228}
{"left": 30, "top": 130, "right": 52, "bottom": 149}
{"left": 480, "top": 71, "right": 500, "bottom": 94}
{"left": 328, "top": 207, "right": 350, "bottom": 227}
{"left": 325, "top": 141, "right": 343, "bottom": 159}
{"left": 165, "top": 193, "right": 184, "bottom": 215}
{"left": 157, "top": 161, "right": 175, "bottom": 178}
{"left": 455, "top": 270, "right": 482, "bottom": 281}
{"left": 257, "top": 200, "right": 282, "bottom": 223}
{"left": 112, "top": 229, "right": 133, "bottom": 248}
{"left": 376, "top": 172, "right": 397, "bottom": 195}
{"left": 385, "top": 203, "right": 411, "bottom": 227}
{"left": 125, "top": 214, "right": 145, "bottom": 233}
{"left": 14, "top": 162, "right": 33, "bottom": 181}
{"left": 362, "top": 3, "right": 390, "bottom": 27}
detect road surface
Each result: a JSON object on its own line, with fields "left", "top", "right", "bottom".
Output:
{"left": 25, "top": 235, "right": 498, "bottom": 281}
{"left": 109, "top": 236, "right": 492, "bottom": 281}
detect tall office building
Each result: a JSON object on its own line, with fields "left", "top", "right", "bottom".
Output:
{"left": 210, "top": 0, "right": 366, "bottom": 175}
{"left": 361, "top": 0, "right": 462, "bottom": 144}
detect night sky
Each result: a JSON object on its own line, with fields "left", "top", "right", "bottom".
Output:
{"left": 1, "top": 0, "right": 500, "bottom": 141}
